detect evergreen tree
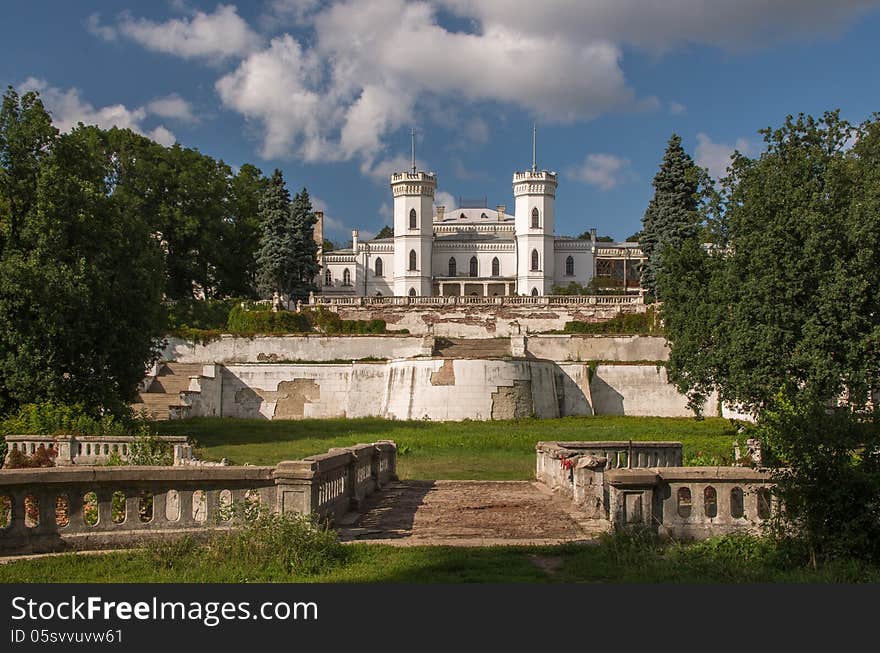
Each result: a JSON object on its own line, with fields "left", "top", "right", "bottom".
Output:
{"left": 639, "top": 134, "right": 703, "bottom": 298}
{"left": 375, "top": 225, "right": 394, "bottom": 239}
{"left": 256, "top": 169, "right": 295, "bottom": 301}
{"left": 289, "top": 187, "right": 319, "bottom": 301}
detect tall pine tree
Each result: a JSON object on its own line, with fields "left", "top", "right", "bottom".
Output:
{"left": 256, "top": 169, "right": 295, "bottom": 302}
{"left": 639, "top": 134, "right": 702, "bottom": 298}
{"left": 289, "top": 187, "right": 319, "bottom": 301}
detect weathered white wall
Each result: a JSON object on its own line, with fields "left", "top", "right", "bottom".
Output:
{"left": 189, "top": 360, "right": 702, "bottom": 421}
{"left": 526, "top": 335, "right": 668, "bottom": 362}
{"left": 161, "top": 335, "right": 432, "bottom": 364}
{"left": 589, "top": 364, "right": 716, "bottom": 417}
{"left": 334, "top": 304, "right": 644, "bottom": 337}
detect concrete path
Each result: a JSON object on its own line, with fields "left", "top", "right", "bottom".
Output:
{"left": 338, "top": 480, "right": 603, "bottom": 546}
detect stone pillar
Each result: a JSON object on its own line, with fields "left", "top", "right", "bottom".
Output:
{"left": 274, "top": 460, "right": 318, "bottom": 515}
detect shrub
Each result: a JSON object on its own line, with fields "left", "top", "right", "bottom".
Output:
{"left": 166, "top": 298, "right": 245, "bottom": 331}
{"left": 563, "top": 307, "right": 661, "bottom": 335}
{"left": 0, "top": 403, "right": 133, "bottom": 438}
{"left": 5, "top": 445, "right": 57, "bottom": 469}
{"left": 226, "top": 304, "right": 313, "bottom": 335}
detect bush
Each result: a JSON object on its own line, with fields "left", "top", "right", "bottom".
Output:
{"left": 563, "top": 307, "right": 661, "bottom": 335}
{"left": 150, "top": 507, "right": 343, "bottom": 577}
{"left": 0, "top": 403, "right": 134, "bottom": 438}
{"left": 5, "top": 445, "right": 57, "bottom": 469}
{"left": 165, "top": 298, "right": 245, "bottom": 331}
{"left": 226, "top": 304, "right": 312, "bottom": 334}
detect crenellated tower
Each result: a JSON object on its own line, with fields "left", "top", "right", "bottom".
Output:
{"left": 391, "top": 170, "right": 435, "bottom": 296}
{"left": 513, "top": 169, "right": 557, "bottom": 295}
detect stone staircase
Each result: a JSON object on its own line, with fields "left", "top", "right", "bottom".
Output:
{"left": 432, "top": 338, "right": 512, "bottom": 358}
{"left": 131, "top": 363, "right": 203, "bottom": 420}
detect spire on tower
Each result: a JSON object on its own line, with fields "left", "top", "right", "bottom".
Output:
{"left": 532, "top": 122, "right": 537, "bottom": 173}
{"left": 411, "top": 127, "right": 416, "bottom": 174}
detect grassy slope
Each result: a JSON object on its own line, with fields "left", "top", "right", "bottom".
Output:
{"left": 155, "top": 415, "right": 738, "bottom": 480}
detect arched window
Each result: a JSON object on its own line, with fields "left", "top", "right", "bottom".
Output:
{"left": 531, "top": 207, "right": 539, "bottom": 229}
{"left": 531, "top": 287, "right": 539, "bottom": 296}
{"left": 757, "top": 488, "right": 771, "bottom": 520}
{"left": 409, "top": 249, "right": 417, "bottom": 271}
{"left": 565, "top": 255, "right": 574, "bottom": 276}
{"left": 704, "top": 486, "right": 718, "bottom": 518}
{"left": 342, "top": 268, "right": 351, "bottom": 286}
{"left": 491, "top": 257, "right": 500, "bottom": 276}
{"left": 677, "top": 487, "right": 692, "bottom": 519}
{"left": 469, "top": 256, "right": 478, "bottom": 277}
{"left": 448, "top": 257, "right": 457, "bottom": 277}
{"left": 409, "top": 208, "right": 417, "bottom": 229}
{"left": 531, "top": 249, "right": 539, "bottom": 271}
{"left": 324, "top": 268, "right": 332, "bottom": 286}
{"left": 375, "top": 258, "right": 383, "bottom": 277}
{"left": 408, "top": 287, "right": 417, "bottom": 297}
{"left": 730, "top": 487, "right": 744, "bottom": 519}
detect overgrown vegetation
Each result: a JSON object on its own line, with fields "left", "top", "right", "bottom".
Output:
{"left": 562, "top": 307, "right": 661, "bottom": 335}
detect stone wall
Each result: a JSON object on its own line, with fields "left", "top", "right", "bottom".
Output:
{"left": 161, "top": 334, "right": 433, "bottom": 364}
{"left": 526, "top": 335, "right": 668, "bottom": 362}
{"left": 332, "top": 303, "right": 645, "bottom": 337}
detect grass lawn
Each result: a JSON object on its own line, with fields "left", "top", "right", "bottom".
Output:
{"left": 2, "top": 540, "right": 877, "bottom": 584}
{"left": 155, "top": 415, "right": 739, "bottom": 480}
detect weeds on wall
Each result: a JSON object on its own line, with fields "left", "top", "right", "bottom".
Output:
{"left": 563, "top": 307, "right": 662, "bottom": 335}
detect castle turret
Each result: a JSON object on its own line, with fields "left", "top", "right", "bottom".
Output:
{"left": 513, "top": 169, "right": 557, "bottom": 295}
{"left": 391, "top": 170, "right": 436, "bottom": 296}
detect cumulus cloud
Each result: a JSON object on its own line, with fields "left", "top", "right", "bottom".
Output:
{"left": 85, "top": 13, "right": 117, "bottom": 40}
{"left": 437, "top": 0, "right": 880, "bottom": 51}
{"left": 668, "top": 101, "right": 687, "bottom": 115}
{"left": 21, "top": 77, "right": 177, "bottom": 146}
{"left": 146, "top": 94, "right": 198, "bottom": 123}
{"left": 566, "top": 153, "right": 633, "bottom": 191}
{"left": 695, "top": 132, "right": 753, "bottom": 181}
{"left": 106, "top": 4, "right": 262, "bottom": 60}
{"left": 434, "top": 191, "right": 456, "bottom": 210}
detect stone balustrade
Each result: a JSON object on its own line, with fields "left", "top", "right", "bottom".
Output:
{"left": 0, "top": 441, "right": 397, "bottom": 555}
{"left": 4, "top": 435, "right": 191, "bottom": 467}
{"left": 535, "top": 441, "right": 775, "bottom": 540}
{"left": 311, "top": 294, "right": 643, "bottom": 308}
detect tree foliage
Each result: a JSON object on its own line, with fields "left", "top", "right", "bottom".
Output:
{"left": 289, "top": 187, "right": 319, "bottom": 301}
{"left": 256, "top": 169, "right": 297, "bottom": 300}
{"left": 658, "top": 111, "right": 880, "bottom": 562}
{"left": 640, "top": 134, "right": 706, "bottom": 298}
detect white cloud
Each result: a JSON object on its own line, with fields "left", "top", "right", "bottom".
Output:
{"left": 85, "top": 13, "right": 117, "bottom": 41}
{"left": 669, "top": 101, "right": 687, "bottom": 115}
{"left": 434, "top": 191, "right": 456, "bottom": 210}
{"left": 695, "top": 132, "right": 753, "bottom": 181}
{"left": 437, "top": 0, "right": 879, "bottom": 51}
{"left": 261, "top": 0, "right": 321, "bottom": 27}
{"left": 566, "top": 153, "right": 632, "bottom": 191}
{"left": 115, "top": 4, "right": 262, "bottom": 60}
{"left": 146, "top": 94, "right": 197, "bottom": 123}
{"left": 21, "top": 77, "right": 177, "bottom": 145}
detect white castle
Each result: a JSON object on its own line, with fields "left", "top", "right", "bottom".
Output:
{"left": 317, "top": 138, "right": 643, "bottom": 298}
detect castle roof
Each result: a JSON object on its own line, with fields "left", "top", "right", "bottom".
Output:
{"left": 435, "top": 207, "right": 515, "bottom": 224}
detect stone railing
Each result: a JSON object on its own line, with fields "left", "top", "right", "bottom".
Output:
{"left": 311, "top": 294, "right": 644, "bottom": 307}
{"left": 0, "top": 441, "right": 397, "bottom": 555}
{"left": 606, "top": 466, "right": 774, "bottom": 539}
{"left": 535, "top": 441, "right": 775, "bottom": 539}
{"left": 4, "top": 435, "right": 191, "bottom": 467}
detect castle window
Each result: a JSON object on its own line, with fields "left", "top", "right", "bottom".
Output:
{"left": 492, "top": 257, "right": 500, "bottom": 276}
{"left": 460, "top": 213, "right": 466, "bottom": 220}
{"left": 324, "top": 268, "right": 332, "bottom": 286}
{"left": 375, "top": 258, "right": 383, "bottom": 277}
{"left": 342, "top": 268, "right": 351, "bottom": 286}
{"left": 409, "top": 249, "right": 417, "bottom": 271}
{"left": 448, "top": 257, "right": 457, "bottom": 277}
{"left": 409, "top": 208, "right": 417, "bottom": 229}
{"left": 730, "top": 487, "right": 744, "bottom": 519}
{"left": 565, "top": 256, "right": 574, "bottom": 276}
{"left": 531, "top": 287, "right": 539, "bottom": 296}
{"left": 757, "top": 488, "right": 771, "bottom": 520}
{"left": 531, "top": 249, "right": 539, "bottom": 271}
{"left": 408, "top": 287, "right": 417, "bottom": 297}
{"left": 469, "top": 256, "right": 478, "bottom": 277}
{"left": 531, "top": 207, "right": 539, "bottom": 229}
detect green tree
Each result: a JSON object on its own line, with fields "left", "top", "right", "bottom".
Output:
{"left": 375, "top": 225, "right": 393, "bottom": 239}
{"left": 660, "top": 111, "right": 880, "bottom": 562}
{"left": 215, "top": 163, "right": 267, "bottom": 298}
{"left": 289, "top": 188, "right": 319, "bottom": 301}
{"left": 256, "top": 169, "right": 296, "bottom": 301}
{"left": 0, "top": 123, "right": 165, "bottom": 414}
{"left": 640, "top": 134, "right": 704, "bottom": 298}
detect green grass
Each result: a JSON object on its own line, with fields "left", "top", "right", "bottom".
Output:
{"left": 3, "top": 538, "right": 877, "bottom": 584}
{"left": 154, "top": 416, "right": 738, "bottom": 480}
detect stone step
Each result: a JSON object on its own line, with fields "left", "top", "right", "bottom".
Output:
{"left": 134, "top": 362, "right": 203, "bottom": 420}
{"left": 432, "top": 338, "right": 511, "bottom": 358}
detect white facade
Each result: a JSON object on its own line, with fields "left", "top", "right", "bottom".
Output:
{"left": 320, "top": 163, "right": 639, "bottom": 297}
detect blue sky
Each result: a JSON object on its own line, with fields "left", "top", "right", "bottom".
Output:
{"left": 4, "top": 1, "right": 880, "bottom": 243}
